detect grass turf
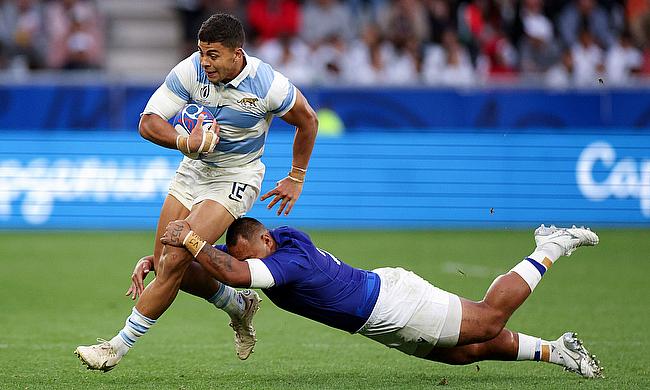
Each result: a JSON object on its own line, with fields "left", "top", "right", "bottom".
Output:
{"left": 0, "top": 229, "right": 648, "bottom": 389}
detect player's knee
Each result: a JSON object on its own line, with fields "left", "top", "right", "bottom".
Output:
{"left": 159, "top": 246, "right": 193, "bottom": 272}
{"left": 477, "top": 304, "right": 507, "bottom": 341}
{"left": 456, "top": 344, "right": 483, "bottom": 364}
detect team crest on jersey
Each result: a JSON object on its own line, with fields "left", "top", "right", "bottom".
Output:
{"left": 237, "top": 97, "right": 258, "bottom": 107}
{"left": 200, "top": 85, "right": 210, "bottom": 99}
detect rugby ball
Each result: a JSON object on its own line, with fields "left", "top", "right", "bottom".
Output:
{"left": 171, "top": 104, "right": 215, "bottom": 159}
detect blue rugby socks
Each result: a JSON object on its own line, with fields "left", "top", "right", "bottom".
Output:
{"left": 207, "top": 283, "right": 245, "bottom": 317}
{"left": 110, "top": 307, "right": 157, "bottom": 357}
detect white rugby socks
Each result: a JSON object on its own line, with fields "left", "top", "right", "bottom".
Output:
{"left": 110, "top": 307, "right": 157, "bottom": 357}
{"left": 207, "top": 283, "right": 245, "bottom": 317}
{"left": 511, "top": 242, "right": 564, "bottom": 291}
{"left": 517, "top": 333, "right": 562, "bottom": 365}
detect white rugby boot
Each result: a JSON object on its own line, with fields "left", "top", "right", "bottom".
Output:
{"left": 229, "top": 289, "right": 261, "bottom": 360}
{"left": 74, "top": 339, "right": 121, "bottom": 372}
{"left": 534, "top": 225, "right": 599, "bottom": 256}
{"left": 552, "top": 332, "right": 604, "bottom": 378}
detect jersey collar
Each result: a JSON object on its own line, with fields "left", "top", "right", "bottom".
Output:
{"left": 225, "top": 50, "right": 251, "bottom": 89}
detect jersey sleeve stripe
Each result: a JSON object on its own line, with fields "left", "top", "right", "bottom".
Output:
{"left": 238, "top": 62, "right": 274, "bottom": 98}
{"left": 271, "top": 84, "right": 296, "bottom": 116}
{"left": 165, "top": 71, "right": 190, "bottom": 101}
{"left": 215, "top": 132, "right": 266, "bottom": 154}
{"left": 214, "top": 106, "right": 263, "bottom": 128}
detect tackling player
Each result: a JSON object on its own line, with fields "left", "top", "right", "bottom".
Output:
{"left": 120, "top": 218, "right": 603, "bottom": 378}
{"left": 75, "top": 13, "right": 318, "bottom": 370}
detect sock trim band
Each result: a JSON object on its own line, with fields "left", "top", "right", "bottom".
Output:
{"left": 533, "top": 339, "right": 542, "bottom": 361}
{"left": 541, "top": 344, "right": 550, "bottom": 362}
{"left": 132, "top": 307, "right": 156, "bottom": 325}
{"left": 526, "top": 257, "right": 547, "bottom": 276}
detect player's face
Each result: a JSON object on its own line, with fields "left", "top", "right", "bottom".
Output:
{"left": 229, "top": 232, "right": 276, "bottom": 261}
{"left": 198, "top": 40, "right": 243, "bottom": 83}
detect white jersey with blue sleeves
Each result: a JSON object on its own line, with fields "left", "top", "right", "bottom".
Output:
{"left": 142, "top": 51, "right": 297, "bottom": 168}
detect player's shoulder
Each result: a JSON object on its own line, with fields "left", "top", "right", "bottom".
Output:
{"left": 271, "top": 226, "right": 313, "bottom": 247}
{"left": 170, "top": 52, "right": 204, "bottom": 82}
{"left": 238, "top": 54, "right": 291, "bottom": 97}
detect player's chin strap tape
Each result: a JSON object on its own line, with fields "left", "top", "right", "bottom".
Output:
{"left": 176, "top": 132, "right": 219, "bottom": 155}
{"left": 182, "top": 230, "right": 207, "bottom": 257}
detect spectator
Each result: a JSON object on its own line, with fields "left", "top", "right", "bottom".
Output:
{"left": 300, "top": 0, "right": 355, "bottom": 48}
{"left": 546, "top": 47, "right": 574, "bottom": 88}
{"left": 457, "top": 0, "right": 487, "bottom": 63}
{"left": 423, "top": 0, "right": 457, "bottom": 44}
{"left": 311, "top": 34, "right": 348, "bottom": 85}
{"left": 388, "top": 39, "right": 422, "bottom": 85}
{"left": 479, "top": 22, "right": 518, "bottom": 79}
{"left": 377, "top": 0, "right": 429, "bottom": 49}
{"left": 519, "top": 13, "right": 560, "bottom": 75}
{"left": 557, "top": 0, "right": 614, "bottom": 49}
{"left": 627, "top": 0, "right": 650, "bottom": 47}
{"left": 342, "top": 23, "right": 393, "bottom": 85}
{"left": 45, "top": 0, "right": 104, "bottom": 69}
{"left": 255, "top": 35, "right": 314, "bottom": 86}
{"left": 422, "top": 28, "right": 476, "bottom": 87}
{"left": 571, "top": 26, "right": 604, "bottom": 86}
{"left": 0, "top": 0, "right": 46, "bottom": 71}
{"left": 247, "top": 0, "right": 300, "bottom": 45}
{"left": 175, "top": 0, "right": 205, "bottom": 58}
{"left": 347, "top": 0, "right": 388, "bottom": 26}
{"left": 605, "top": 30, "right": 643, "bottom": 86}
{"left": 204, "top": 0, "right": 250, "bottom": 40}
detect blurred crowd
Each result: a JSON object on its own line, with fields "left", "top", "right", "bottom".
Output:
{"left": 3, "top": 0, "right": 650, "bottom": 88}
{"left": 0, "top": 0, "right": 103, "bottom": 72}
{"left": 181, "top": 0, "right": 650, "bottom": 87}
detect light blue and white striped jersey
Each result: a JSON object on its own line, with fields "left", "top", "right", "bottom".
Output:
{"left": 142, "top": 51, "right": 297, "bottom": 167}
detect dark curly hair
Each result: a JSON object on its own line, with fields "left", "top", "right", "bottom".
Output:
{"left": 198, "top": 13, "right": 245, "bottom": 49}
{"left": 226, "top": 217, "right": 265, "bottom": 248}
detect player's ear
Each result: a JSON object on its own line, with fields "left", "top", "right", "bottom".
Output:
{"left": 261, "top": 231, "right": 273, "bottom": 248}
{"left": 234, "top": 48, "right": 243, "bottom": 62}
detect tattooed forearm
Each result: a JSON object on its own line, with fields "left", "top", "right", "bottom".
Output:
{"left": 204, "top": 246, "right": 234, "bottom": 272}
{"left": 193, "top": 242, "right": 250, "bottom": 287}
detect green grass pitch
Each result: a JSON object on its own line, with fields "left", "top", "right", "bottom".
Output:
{"left": 1, "top": 229, "right": 648, "bottom": 389}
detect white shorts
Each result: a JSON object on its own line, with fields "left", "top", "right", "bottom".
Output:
{"left": 358, "top": 267, "right": 462, "bottom": 358}
{"left": 168, "top": 158, "right": 265, "bottom": 218}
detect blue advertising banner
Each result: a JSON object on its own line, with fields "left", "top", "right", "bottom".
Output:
{"left": 2, "top": 84, "right": 650, "bottom": 130}
{"left": 0, "top": 130, "right": 648, "bottom": 229}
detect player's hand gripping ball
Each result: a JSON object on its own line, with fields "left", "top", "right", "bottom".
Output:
{"left": 172, "top": 104, "right": 217, "bottom": 159}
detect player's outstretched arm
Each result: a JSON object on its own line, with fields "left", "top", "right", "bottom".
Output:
{"left": 125, "top": 255, "right": 154, "bottom": 300}
{"left": 160, "top": 220, "right": 252, "bottom": 287}
{"left": 261, "top": 89, "right": 318, "bottom": 216}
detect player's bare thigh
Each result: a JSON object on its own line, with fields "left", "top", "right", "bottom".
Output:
{"left": 153, "top": 195, "right": 234, "bottom": 266}
{"left": 184, "top": 199, "right": 234, "bottom": 243}
{"left": 153, "top": 195, "right": 191, "bottom": 269}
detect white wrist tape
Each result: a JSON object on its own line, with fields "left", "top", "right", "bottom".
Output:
{"left": 182, "top": 230, "right": 207, "bottom": 257}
